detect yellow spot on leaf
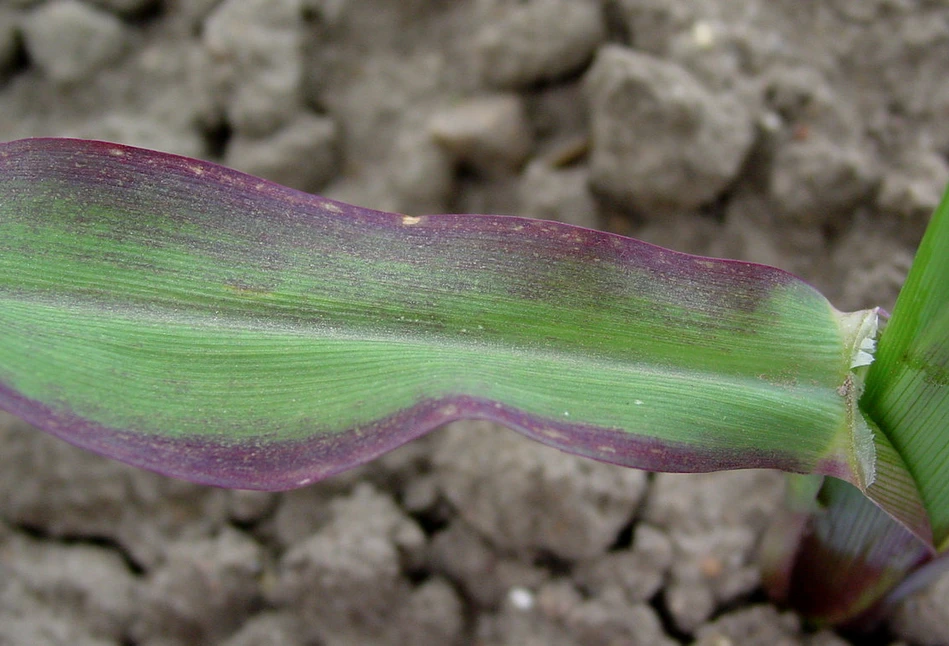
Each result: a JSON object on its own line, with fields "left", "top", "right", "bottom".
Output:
{"left": 543, "top": 429, "right": 567, "bottom": 441}
{"left": 441, "top": 404, "right": 458, "bottom": 417}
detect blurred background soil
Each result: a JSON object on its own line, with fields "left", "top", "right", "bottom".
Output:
{"left": 2, "top": 1, "right": 949, "bottom": 644}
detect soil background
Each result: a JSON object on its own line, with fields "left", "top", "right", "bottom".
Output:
{"left": 2, "top": 0, "right": 949, "bottom": 644}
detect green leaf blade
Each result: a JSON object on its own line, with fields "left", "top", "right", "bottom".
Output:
{"left": 0, "top": 138, "right": 880, "bottom": 490}
{"left": 864, "top": 184, "right": 949, "bottom": 550}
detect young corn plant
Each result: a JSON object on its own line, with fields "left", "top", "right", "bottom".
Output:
{"left": 0, "top": 137, "right": 946, "bottom": 627}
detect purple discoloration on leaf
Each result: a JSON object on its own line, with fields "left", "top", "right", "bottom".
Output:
{"left": 0, "top": 138, "right": 874, "bottom": 494}
{"left": 1, "top": 137, "right": 797, "bottom": 302}
{"left": 2, "top": 383, "right": 813, "bottom": 490}
{"left": 764, "top": 475, "right": 936, "bottom": 627}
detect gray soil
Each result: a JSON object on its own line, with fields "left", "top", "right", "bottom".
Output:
{"left": 1, "top": 1, "right": 949, "bottom": 644}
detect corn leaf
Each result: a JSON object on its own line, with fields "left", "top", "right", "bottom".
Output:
{"left": 863, "top": 184, "right": 949, "bottom": 550}
{"left": 0, "top": 138, "right": 904, "bottom": 504}
{"left": 763, "top": 474, "right": 933, "bottom": 626}
{"left": 762, "top": 186, "right": 949, "bottom": 626}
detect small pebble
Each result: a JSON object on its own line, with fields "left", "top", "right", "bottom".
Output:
{"left": 584, "top": 45, "right": 754, "bottom": 214}
{"left": 474, "top": 0, "right": 605, "bottom": 88}
{"left": 22, "top": 0, "right": 128, "bottom": 83}
{"left": 508, "top": 586, "right": 536, "bottom": 611}
{"left": 202, "top": 0, "right": 305, "bottom": 135}
{"left": 429, "top": 94, "right": 533, "bottom": 176}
